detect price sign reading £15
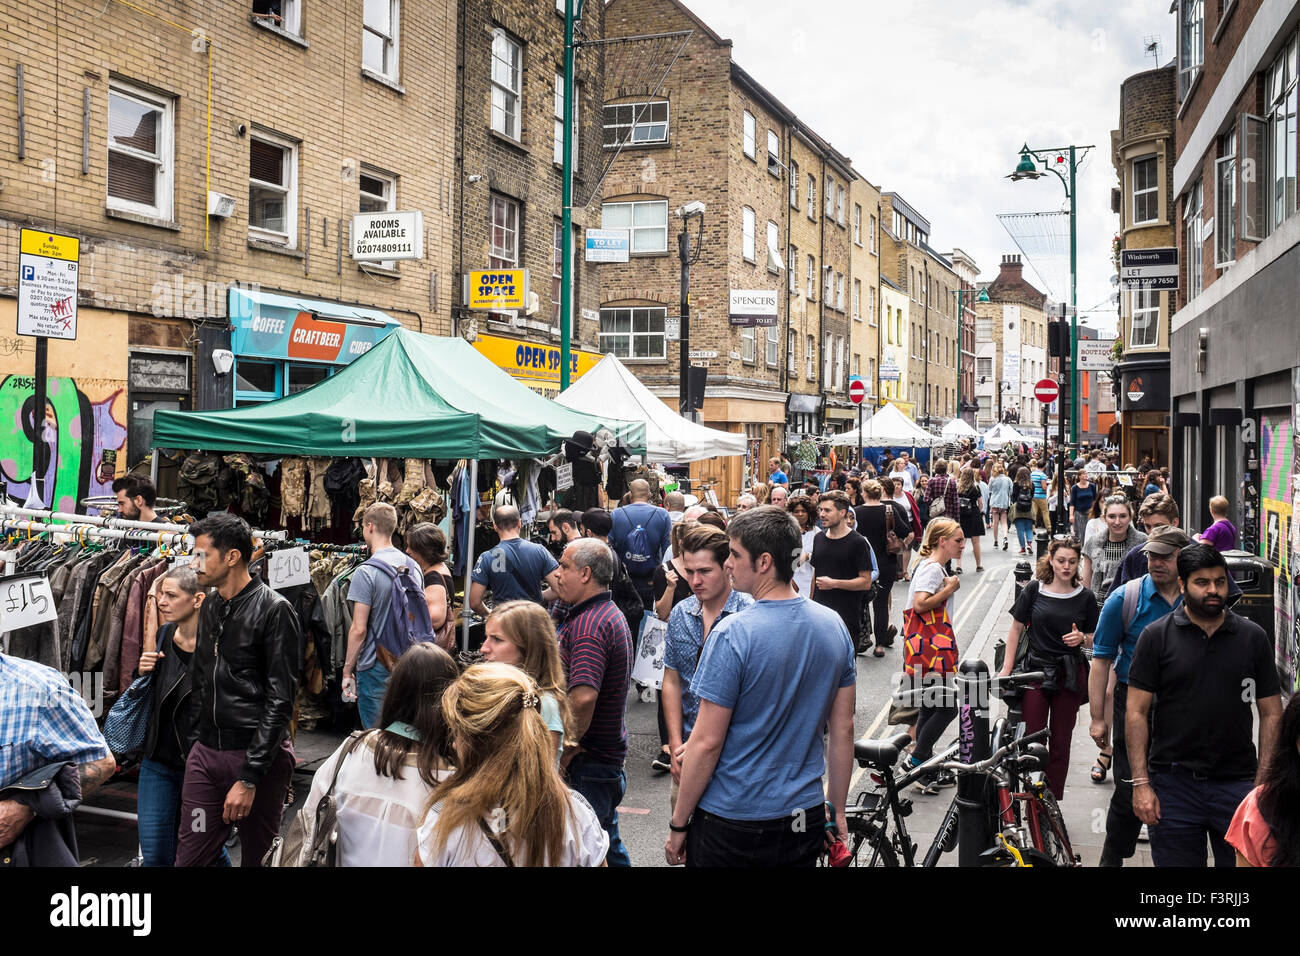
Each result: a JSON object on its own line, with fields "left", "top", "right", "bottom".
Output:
{"left": 1, "top": 575, "right": 58, "bottom": 630}
{"left": 268, "top": 547, "right": 311, "bottom": 590}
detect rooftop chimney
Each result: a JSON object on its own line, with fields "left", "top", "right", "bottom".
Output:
{"left": 998, "top": 254, "right": 1023, "bottom": 282}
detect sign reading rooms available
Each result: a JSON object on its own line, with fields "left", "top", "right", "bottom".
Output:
{"left": 351, "top": 211, "right": 425, "bottom": 261}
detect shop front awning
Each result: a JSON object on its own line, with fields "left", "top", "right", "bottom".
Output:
{"left": 229, "top": 288, "right": 404, "bottom": 365}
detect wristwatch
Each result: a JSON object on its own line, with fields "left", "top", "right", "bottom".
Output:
{"left": 668, "top": 815, "right": 691, "bottom": 833}
{"left": 239, "top": 779, "right": 257, "bottom": 791}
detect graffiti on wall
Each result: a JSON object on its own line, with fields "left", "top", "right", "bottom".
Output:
{"left": 0, "top": 376, "right": 127, "bottom": 513}
{"left": 1261, "top": 413, "right": 1295, "bottom": 691}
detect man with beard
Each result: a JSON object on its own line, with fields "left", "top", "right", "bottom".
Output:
{"left": 113, "top": 475, "right": 159, "bottom": 524}
{"left": 1125, "top": 544, "right": 1282, "bottom": 867}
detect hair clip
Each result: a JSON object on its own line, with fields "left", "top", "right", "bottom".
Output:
{"left": 521, "top": 691, "right": 540, "bottom": 711}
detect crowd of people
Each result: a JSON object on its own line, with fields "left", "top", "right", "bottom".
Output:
{"left": 2, "top": 445, "right": 1294, "bottom": 870}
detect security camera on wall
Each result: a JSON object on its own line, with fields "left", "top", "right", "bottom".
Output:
{"left": 674, "top": 200, "right": 705, "bottom": 218}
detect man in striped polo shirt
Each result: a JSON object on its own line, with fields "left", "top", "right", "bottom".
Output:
{"left": 556, "top": 537, "right": 634, "bottom": 867}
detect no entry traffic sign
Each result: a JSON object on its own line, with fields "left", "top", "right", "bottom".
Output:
{"left": 849, "top": 378, "right": 867, "bottom": 404}
{"left": 1034, "top": 378, "right": 1060, "bottom": 404}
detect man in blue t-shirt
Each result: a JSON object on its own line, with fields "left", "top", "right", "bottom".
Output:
{"left": 1030, "top": 461, "right": 1050, "bottom": 530}
{"left": 609, "top": 479, "right": 672, "bottom": 610}
{"left": 1088, "top": 525, "right": 1188, "bottom": 867}
{"left": 665, "top": 505, "right": 856, "bottom": 868}
{"left": 469, "top": 504, "right": 559, "bottom": 615}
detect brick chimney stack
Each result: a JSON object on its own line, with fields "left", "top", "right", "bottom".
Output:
{"left": 999, "top": 254, "right": 1024, "bottom": 282}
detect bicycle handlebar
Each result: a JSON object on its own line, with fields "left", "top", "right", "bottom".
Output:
{"left": 937, "top": 726, "right": 1050, "bottom": 776}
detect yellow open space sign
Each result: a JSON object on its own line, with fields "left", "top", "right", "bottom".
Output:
{"left": 466, "top": 269, "right": 529, "bottom": 310}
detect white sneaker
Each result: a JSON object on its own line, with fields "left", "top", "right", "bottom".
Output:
{"left": 1137, "top": 824, "right": 1150, "bottom": 843}
{"left": 639, "top": 686, "right": 656, "bottom": 704}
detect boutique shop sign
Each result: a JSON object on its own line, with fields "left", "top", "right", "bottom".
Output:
{"left": 350, "top": 211, "right": 425, "bottom": 261}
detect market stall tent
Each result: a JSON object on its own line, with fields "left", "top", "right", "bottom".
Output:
{"left": 831, "top": 403, "right": 938, "bottom": 448}
{"left": 555, "top": 353, "right": 746, "bottom": 462}
{"left": 981, "top": 422, "right": 1036, "bottom": 450}
{"left": 941, "top": 418, "right": 980, "bottom": 440}
{"left": 152, "top": 328, "right": 646, "bottom": 458}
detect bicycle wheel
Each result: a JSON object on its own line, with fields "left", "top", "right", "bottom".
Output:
{"left": 846, "top": 816, "right": 899, "bottom": 867}
{"left": 1030, "top": 789, "right": 1078, "bottom": 866}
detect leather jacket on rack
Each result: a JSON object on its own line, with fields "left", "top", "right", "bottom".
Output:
{"left": 192, "top": 579, "right": 301, "bottom": 785}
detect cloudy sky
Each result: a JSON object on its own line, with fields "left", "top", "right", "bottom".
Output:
{"left": 678, "top": 0, "right": 1174, "bottom": 336}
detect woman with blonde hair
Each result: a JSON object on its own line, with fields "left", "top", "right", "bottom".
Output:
{"left": 900, "top": 518, "right": 965, "bottom": 793}
{"left": 987, "top": 460, "right": 1013, "bottom": 550}
{"left": 480, "top": 600, "right": 570, "bottom": 760}
{"left": 750, "top": 481, "right": 770, "bottom": 505}
{"left": 955, "top": 466, "right": 985, "bottom": 573}
{"left": 415, "top": 663, "right": 608, "bottom": 867}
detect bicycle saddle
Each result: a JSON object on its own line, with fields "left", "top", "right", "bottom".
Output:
{"left": 853, "top": 732, "right": 913, "bottom": 769}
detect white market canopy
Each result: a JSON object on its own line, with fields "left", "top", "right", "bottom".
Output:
{"left": 982, "top": 422, "right": 1039, "bottom": 449}
{"left": 941, "top": 418, "right": 980, "bottom": 439}
{"left": 831, "top": 402, "right": 939, "bottom": 448}
{"left": 556, "top": 353, "right": 747, "bottom": 463}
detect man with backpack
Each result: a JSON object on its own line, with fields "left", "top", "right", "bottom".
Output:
{"left": 342, "top": 503, "right": 432, "bottom": 729}
{"left": 610, "top": 479, "right": 672, "bottom": 614}
{"left": 1088, "top": 525, "right": 1189, "bottom": 867}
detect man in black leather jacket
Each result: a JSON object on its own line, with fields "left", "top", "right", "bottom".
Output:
{"left": 175, "top": 513, "right": 301, "bottom": 866}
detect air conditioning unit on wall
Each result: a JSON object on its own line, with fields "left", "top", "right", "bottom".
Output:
{"left": 208, "top": 191, "right": 237, "bottom": 218}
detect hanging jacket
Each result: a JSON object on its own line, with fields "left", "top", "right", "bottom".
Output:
{"left": 0, "top": 762, "right": 81, "bottom": 867}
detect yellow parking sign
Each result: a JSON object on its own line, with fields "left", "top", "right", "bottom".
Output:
{"left": 465, "top": 269, "right": 528, "bottom": 310}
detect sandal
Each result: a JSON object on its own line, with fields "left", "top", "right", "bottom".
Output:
{"left": 1091, "top": 752, "right": 1112, "bottom": 783}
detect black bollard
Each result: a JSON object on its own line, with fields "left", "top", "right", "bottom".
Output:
{"left": 956, "top": 658, "right": 992, "bottom": 867}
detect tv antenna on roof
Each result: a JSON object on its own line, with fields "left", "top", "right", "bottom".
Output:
{"left": 1143, "top": 35, "right": 1162, "bottom": 67}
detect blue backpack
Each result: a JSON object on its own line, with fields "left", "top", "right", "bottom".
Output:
{"left": 614, "top": 506, "right": 667, "bottom": 577}
{"left": 362, "top": 558, "right": 435, "bottom": 667}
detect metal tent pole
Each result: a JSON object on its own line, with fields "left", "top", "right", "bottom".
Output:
{"left": 460, "top": 458, "right": 479, "bottom": 652}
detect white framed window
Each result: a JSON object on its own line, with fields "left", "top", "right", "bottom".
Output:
{"left": 836, "top": 185, "right": 845, "bottom": 226}
{"left": 551, "top": 221, "right": 566, "bottom": 329}
{"left": 252, "top": 0, "right": 301, "bottom": 36}
{"left": 741, "top": 325, "right": 756, "bottom": 362}
{"left": 601, "top": 199, "right": 668, "bottom": 254}
{"left": 869, "top": 214, "right": 877, "bottom": 253}
{"left": 853, "top": 204, "right": 862, "bottom": 245}
{"left": 1131, "top": 289, "right": 1160, "bottom": 349}
{"left": 835, "top": 273, "right": 845, "bottom": 311}
{"left": 742, "top": 206, "right": 756, "bottom": 262}
{"left": 823, "top": 266, "right": 833, "bottom": 302}
{"left": 852, "top": 279, "right": 861, "bottom": 320}
{"left": 824, "top": 175, "right": 835, "bottom": 217}
{"left": 789, "top": 160, "right": 799, "bottom": 208}
{"left": 249, "top": 130, "right": 297, "bottom": 245}
{"left": 1132, "top": 155, "right": 1158, "bottom": 224}
{"left": 787, "top": 329, "right": 797, "bottom": 373}
{"left": 1184, "top": 180, "right": 1204, "bottom": 299}
{"left": 767, "top": 129, "right": 780, "bottom": 176}
{"left": 1266, "top": 33, "right": 1298, "bottom": 234}
{"left": 787, "top": 245, "right": 796, "bottom": 290}
{"left": 600, "top": 306, "right": 666, "bottom": 359}
{"left": 807, "top": 174, "right": 816, "bottom": 220}
{"left": 489, "top": 194, "right": 519, "bottom": 268}
{"left": 490, "top": 27, "right": 522, "bottom": 140}
{"left": 1215, "top": 130, "right": 1236, "bottom": 266}
{"left": 836, "top": 336, "right": 845, "bottom": 388}
{"left": 806, "top": 334, "right": 815, "bottom": 379}
{"left": 852, "top": 353, "right": 860, "bottom": 377}
{"left": 806, "top": 254, "right": 816, "bottom": 300}
{"left": 363, "top": 0, "right": 400, "bottom": 81}
{"left": 742, "top": 111, "right": 755, "bottom": 158}
{"left": 766, "top": 324, "right": 778, "bottom": 367}
{"left": 823, "top": 332, "right": 833, "bottom": 384}
{"left": 1178, "top": 0, "right": 1204, "bottom": 101}
{"left": 766, "top": 221, "right": 783, "bottom": 273}
{"left": 602, "top": 100, "right": 669, "bottom": 147}
{"left": 107, "top": 81, "right": 174, "bottom": 220}
{"left": 553, "top": 73, "right": 579, "bottom": 168}
{"left": 359, "top": 167, "right": 396, "bottom": 268}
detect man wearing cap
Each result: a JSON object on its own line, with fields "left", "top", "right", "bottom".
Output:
{"left": 1088, "top": 524, "right": 1189, "bottom": 867}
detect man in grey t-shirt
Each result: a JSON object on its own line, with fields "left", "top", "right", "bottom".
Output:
{"left": 342, "top": 502, "right": 425, "bottom": 729}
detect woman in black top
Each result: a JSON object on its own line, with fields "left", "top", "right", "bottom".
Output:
{"left": 955, "top": 466, "right": 986, "bottom": 573}
{"left": 135, "top": 567, "right": 229, "bottom": 866}
{"left": 407, "top": 523, "right": 456, "bottom": 651}
{"left": 854, "top": 479, "right": 914, "bottom": 658}
{"left": 997, "top": 537, "right": 1100, "bottom": 799}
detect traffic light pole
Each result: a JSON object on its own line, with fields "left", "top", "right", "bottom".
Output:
{"left": 1057, "top": 314, "right": 1067, "bottom": 534}
{"left": 678, "top": 227, "right": 690, "bottom": 416}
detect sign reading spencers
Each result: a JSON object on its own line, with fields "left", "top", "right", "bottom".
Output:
{"left": 728, "top": 289, "right": 779, "bottom": 327}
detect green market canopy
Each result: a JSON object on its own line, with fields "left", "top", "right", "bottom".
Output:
{"left": 153, "top": 329, "right": 647, "bottom": 459}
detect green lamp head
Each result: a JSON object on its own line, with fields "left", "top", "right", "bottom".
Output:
{"left": 976, "top": 287, "right": 990, "bottom": 303}
{"left": 1007, "top": 147, "right": 1043, "bottom": 182}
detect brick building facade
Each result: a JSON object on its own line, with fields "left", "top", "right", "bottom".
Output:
{"left": 973, "top": 255, "right": 1049, "bottom": 429}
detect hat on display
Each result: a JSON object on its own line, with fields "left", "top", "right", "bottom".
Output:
{"left": 1141, "top": 525, "right": 1191, "bottom": 555}
{"left": 564, "top": 431, "right": 595, "bottom": 463}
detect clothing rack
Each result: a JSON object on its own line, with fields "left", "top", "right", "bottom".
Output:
{"left": 296, "top": 540, "right": 368, "bottom": 554}
{"left": 0, "top": 504, "right": 288, "bottom": 541}
{"left": 0, "top": 517, "right": 192, "bottom": 549}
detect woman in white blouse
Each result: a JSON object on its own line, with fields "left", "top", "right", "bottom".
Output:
{"left": 415, "top": 663, "right": 608, "bottom": 867}
{"left": 299, "top": 643, "right": 458, "bottom": 867}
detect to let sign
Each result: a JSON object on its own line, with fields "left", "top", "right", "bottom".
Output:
{"left": 584, "top": 229, "right": 630, "bottom": 263}
{"left": 18, "top": 229, "right": 79, "bottom": 340}
{"left": 728, "top": 289, "right": 779, "bottom": 327}
{"left": 465, "top": 269, "right": 529, "bottom": 310}
{"left": 1034, "top": 378, "right": 1060, "bottom": 404}
{"left": 1119, "top": 248, "right": 1178, "bottom": 290}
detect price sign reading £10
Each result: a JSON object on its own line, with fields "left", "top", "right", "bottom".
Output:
{"left": 268, "top": 547, "right": 311, "bottom": 590}
{"left": 1, "top": 575, "right": 58, "bottom": 630}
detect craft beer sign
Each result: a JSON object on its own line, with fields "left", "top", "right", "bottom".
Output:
{"left": 350, "top": 210, "right": 425, "bottom": 261}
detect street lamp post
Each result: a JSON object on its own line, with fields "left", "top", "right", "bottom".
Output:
{"left": 1008, "top": 142, "right": 1093, "bottom": 534}
{"left": 676, "top": 204, "right": 705, "bottom": 416}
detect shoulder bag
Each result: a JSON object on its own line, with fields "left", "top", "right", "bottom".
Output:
{"left": 266, "top": 731, "right": 367, "bottom": 867}
{"left": 884, "top": 505, "right": 905, "bottom": 555}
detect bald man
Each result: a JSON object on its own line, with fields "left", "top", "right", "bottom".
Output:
{"left": 610, "top": 478, "right": 673, "bottom": 613}
{"left": 469, "top": 503, "right": 560, "bottom": 615}
{"left": 666, "top": 491, "right": 687, "bottom": 523}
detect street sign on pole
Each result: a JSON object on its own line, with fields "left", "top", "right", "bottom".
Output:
{"left": 848, "top": 377, "right": 867, "bottom": 405}
{"left": 18, "top": 229, "right": 79, "bottom": 340}
{"left": 1034, "top": 378, "right": 1060, "bottom": 404}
